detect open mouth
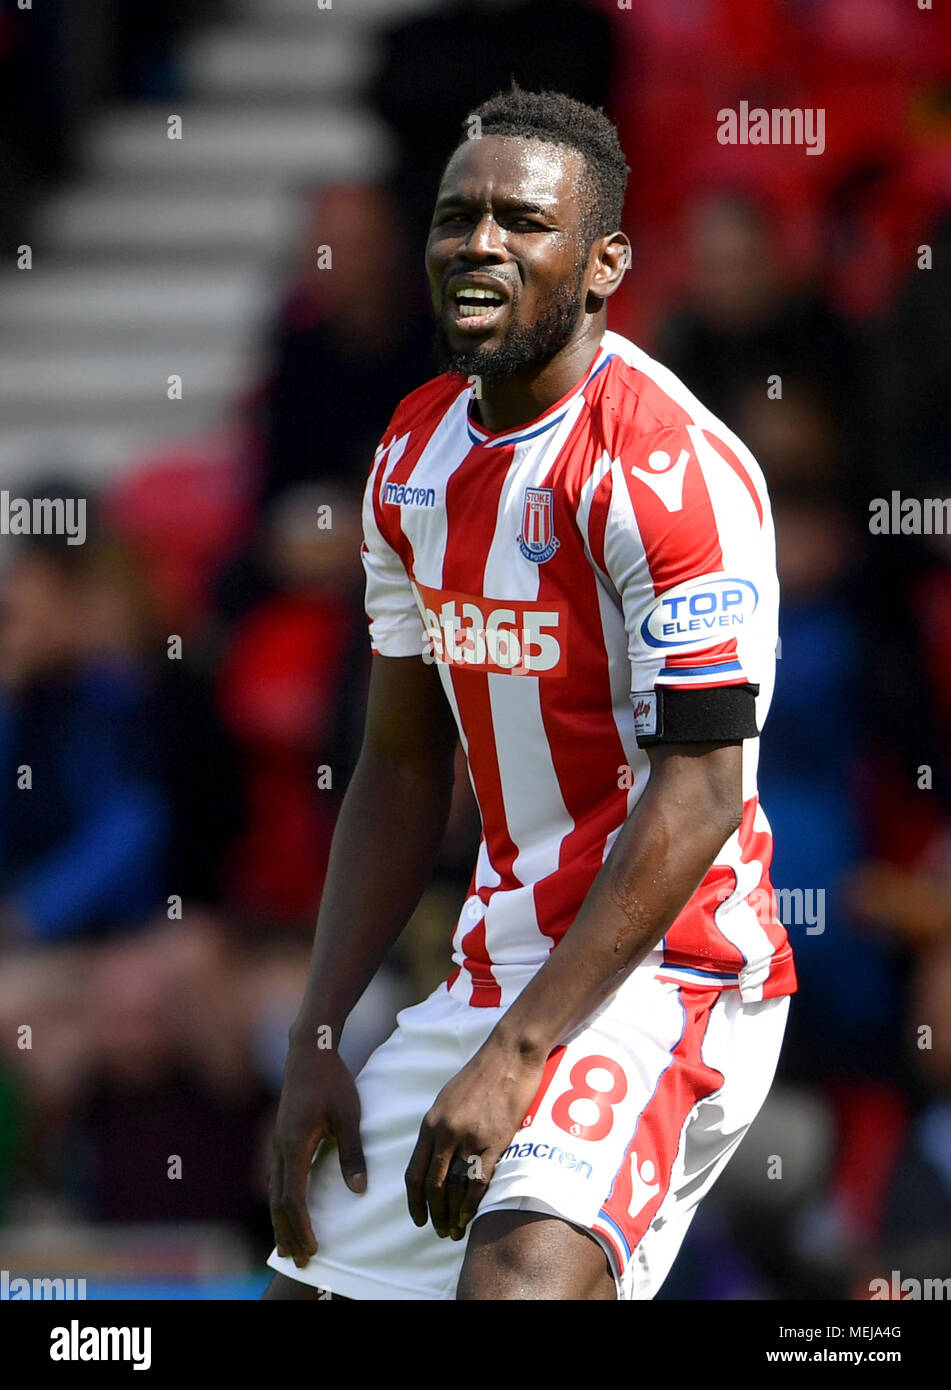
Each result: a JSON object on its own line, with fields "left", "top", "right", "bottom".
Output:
{"left": 447, "top": 282, "right": 509, "bottom": 332}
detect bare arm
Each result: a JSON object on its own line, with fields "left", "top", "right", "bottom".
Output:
{"left": 270, "top": 652, "right": 457, "bottom": 1265}
{"left": 489, "top": 741, "right": 743, "bottom": 1057}
{"left": 405, "top": 740, "right": 744, "bottom": 1238}
{"left": 290, "top": 652, "right": 458, "bottom": 1041}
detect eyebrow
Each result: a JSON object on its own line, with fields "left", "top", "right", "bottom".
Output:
{"left": 433, "top": 195, "right": 556, "bottom": 215}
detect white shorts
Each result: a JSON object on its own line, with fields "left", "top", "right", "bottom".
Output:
{"left": 266, "top": 966, "right": 790, "bottom": 1300}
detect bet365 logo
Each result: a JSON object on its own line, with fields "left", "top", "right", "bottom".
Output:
{"left": 413, "top": 583, "right": 567, "bottom": 676}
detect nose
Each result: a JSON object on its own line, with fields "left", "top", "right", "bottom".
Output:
{"left": 459, "top": 212, "right": 505, "bottom": 262}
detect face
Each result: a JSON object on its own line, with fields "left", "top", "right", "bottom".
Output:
{"left": 426, "top": 136, "right": 595, "bottom": 383}
{"left": 0, "top": 554, "right": 81, "bottom": 689}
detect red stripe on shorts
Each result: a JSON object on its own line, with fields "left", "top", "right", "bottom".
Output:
{"left": 595, "top": 986, "right": 724, "bottom": 1264}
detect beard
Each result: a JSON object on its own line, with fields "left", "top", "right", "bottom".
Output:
{"left": 433, "top": 268, "right": 586, "bottom": 385}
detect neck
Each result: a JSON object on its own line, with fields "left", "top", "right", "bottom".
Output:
{"left": 473, "top": 318, "right": 605, "bottom": 434}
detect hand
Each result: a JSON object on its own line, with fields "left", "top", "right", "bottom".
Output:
{"left": 404, "top": 1041, "right": 544, "bottom": 1241}
{"left": 269, "top": 1040, "right": 366, "bottom": 1268}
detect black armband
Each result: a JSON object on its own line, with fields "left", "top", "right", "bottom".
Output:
{"left": 632, "top": 683, "right": 760, "bottom": 746}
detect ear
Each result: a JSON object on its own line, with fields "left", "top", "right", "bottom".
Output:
{"left": 586, "top": 232, "right": 631, "bottom": 304}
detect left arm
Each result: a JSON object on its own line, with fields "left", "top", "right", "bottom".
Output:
{"left": 405, "top": 740, "right": 743, "bottom": 1238}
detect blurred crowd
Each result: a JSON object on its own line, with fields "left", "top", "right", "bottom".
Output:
{"left": 0, "top": 0, "right": 223, "bottom": 243}
{"left": 1, "top": 0, "right": 950, "bottom": 1296}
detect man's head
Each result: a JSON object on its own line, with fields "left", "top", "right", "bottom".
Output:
{"left": 0, "top": 540, "right": 85, "bottom": 690}
{"left": 427, "top": 88, "right": 630, "bottom": 384}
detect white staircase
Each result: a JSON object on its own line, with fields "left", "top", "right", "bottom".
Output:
{"left": 0, "top": 0, "right": 435, "bottom": 487}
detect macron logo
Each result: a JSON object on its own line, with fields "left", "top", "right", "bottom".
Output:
{"left": 384, "top": 481, "right": 436, "bottom": 508}
{"left": 628, "top": 448, "right": 691, "bottom": 512}
{"left": 50, "top": 1320, "right": 151, "bottom": 1371}
{"left": 627, "top": 1153, "right": 661, "bottom": 1220}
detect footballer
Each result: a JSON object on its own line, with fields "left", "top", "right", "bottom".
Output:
{"left": 263, "top": 88, "right": 795, "bottom": 1301}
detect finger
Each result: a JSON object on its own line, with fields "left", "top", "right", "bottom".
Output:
{"left": 268, "top": 1152, "right": 291, "bottom": 1260}
{"left": 277, "top": 1139, "right": 321, "bottom": 1267}
{"left": 270, "top": 1191, "right": 308, "bottom": 1264}
{"left": 424, "top": 1142, "right": 454, "bottom": 1238}
{"left": 404, "top": 1130, "right": 433, "bottom": 1227}
{"left": 444, "top": 1153, "right": 474, "bottom": 1234}
{"left": 269, "top": 1149, "right": 304, "bottom": 1260}
{"left": 333, "top": 1101, "right": 367, "bottom": 1195}
{"left": 455, "top": 1155, "right": 491, "bottom": 1235}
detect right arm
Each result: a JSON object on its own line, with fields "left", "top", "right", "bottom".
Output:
{"left": 269, "top": 650, "right": 458, "bottom": 1266}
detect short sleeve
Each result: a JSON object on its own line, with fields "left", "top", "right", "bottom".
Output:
{"left": 361, "top": 434, "right": 427, "bottom": 658}
{"left": 597, "top": 420, "right": 776, "bottom": 741}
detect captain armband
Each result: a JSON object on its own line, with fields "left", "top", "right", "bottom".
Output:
{"left": 631, "top": 683, "right": 760, "bottom": 747}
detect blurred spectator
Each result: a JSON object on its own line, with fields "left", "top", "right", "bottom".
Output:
{"left": 368, "top": 0, "right": 613, "bottom": 249}
{"left": 653, "top": 194, "right": 861, "bottom": 442}
{"left": 104, "top": 428, "right": 256, "bottom": 642}
{"left": 258, "top": 185, "right": 434, "bottom": 504}
{"left": 871, "top": 209, "right": 951, "bottom": 500}
{"left": 0, "top": 531, "right": 169, "bottom": 944}
{"left": 217, "top": 485, "right": 367, "bottom": 928}
{"left": 0, "top": 914, "right": 417, "bottom": 1240}
{"left": 756, "top": 484, "right": 908, "bottom": 1083}
{"left": 0, "top": 0, "right": 220, "bottom": 240}
{"left": 876, "top": 936, "right": 951, "bottom": 1282}
{"left": 112, "top": 0, "right": 221, "bottom": 101}
{"left": 0, "top": 918, "right": 279, "bottom": 1238}
{"left": 731, "top": 379, "right": 850, "bottom": 502}
{"left": 68, "top": 918, "right": 272, "bottom": 1237}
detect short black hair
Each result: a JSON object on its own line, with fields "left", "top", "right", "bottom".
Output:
{"left": 458, "top": 86, "right": 628, "bottom": 246}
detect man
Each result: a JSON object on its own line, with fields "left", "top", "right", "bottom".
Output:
{"left": 264, "top": 88, "right": 795, "bottom": 1302}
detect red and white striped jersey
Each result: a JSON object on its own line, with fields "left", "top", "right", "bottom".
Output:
{"left": 361, "top": 330, "right": 796, "bottom": 1006}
